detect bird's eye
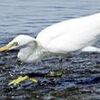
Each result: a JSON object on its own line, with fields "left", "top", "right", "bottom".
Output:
{"left": 12, "top": 42, "right": 18, "bottom": 46}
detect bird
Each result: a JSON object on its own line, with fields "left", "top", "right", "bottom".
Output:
{"left": 0, "top": 13, "right": 100, "bottom": 63}
{"left": 1, "top": 13, "right": 100, "bottom": 85}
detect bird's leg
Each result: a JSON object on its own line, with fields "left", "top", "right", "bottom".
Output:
{"left": 58, "top": 56, "right": 64, "bottom": 70}
{"left": 59, "top": 57, "right": 63, "bottom": 63}
{"left": 8, "top": 71, "right": 63, "bottom": 86}
{"left": 9, "top": 76, "right": 29, "bottom": 86}
{"left": 8, "top": 75, "right": 38, "bottom": 86}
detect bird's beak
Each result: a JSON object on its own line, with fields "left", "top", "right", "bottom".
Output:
{"left": 0, "top": 44, "right": 13, "bottom": 52}
{"left": 0, "top": 42, "right": 18, "bottom": 52}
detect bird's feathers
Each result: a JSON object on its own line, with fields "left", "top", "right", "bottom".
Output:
{"left": 1, "top": 13, "right": 100, "bottom": 63}
{"left": 17, "top": 40, "right": 45, "bottom": 63}
{"left": 37, "top": 13, "right": 100, "bottom": 53}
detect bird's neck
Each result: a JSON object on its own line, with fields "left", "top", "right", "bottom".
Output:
{"left": 26, "top": 45, "right": 49, "bottom": 63}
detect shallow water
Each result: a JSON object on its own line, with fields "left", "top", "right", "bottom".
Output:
{"left": 1, "top": 0, "right": 100, "bottom": 99}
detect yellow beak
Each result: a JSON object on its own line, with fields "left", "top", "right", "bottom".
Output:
{"left": 0, "top": 45, "right": 12, "bottom": 52}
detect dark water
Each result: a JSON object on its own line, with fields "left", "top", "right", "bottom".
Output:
{"left": 1, "top": 0, "right": 100, "bottom": 99}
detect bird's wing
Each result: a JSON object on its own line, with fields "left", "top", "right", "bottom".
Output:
{"left": 45, "top": 33, "right": 94, "bottom": 53}
{"left": 36, "top": 14, "right": 100, "bottom": 53}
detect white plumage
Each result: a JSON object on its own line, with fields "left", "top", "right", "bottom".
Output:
{"left": 37, "top": 13, "right": 100, "bottom": 53}
{"left": 0, "top": 13, "right": 100, "bottom": 63}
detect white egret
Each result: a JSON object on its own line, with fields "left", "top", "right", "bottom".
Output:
{"left": 0, "top": 13, "right": 100, "bottom": 63}
{"left": 1, "top": 13, "right": 100, "bottom": 85}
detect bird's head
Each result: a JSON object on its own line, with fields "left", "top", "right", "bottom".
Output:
{"left": 0, "top": 35, "right": 36, "bottom": 52}
{"left": 0, "top": 35, "right": 44, "bottom": 63}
